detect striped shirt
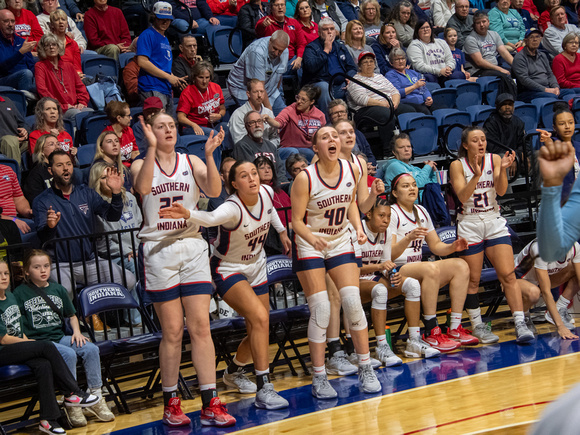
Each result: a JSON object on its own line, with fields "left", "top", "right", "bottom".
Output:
{"left": 346, "top": 73, "right": 399, "bottom": 111}
{"left": 0, "top": 165, "right": 22, "bottom": 217}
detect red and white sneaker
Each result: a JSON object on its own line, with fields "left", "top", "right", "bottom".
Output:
{"left": 163, "top": 397, "right": 191, "bottom": 427}
{"left": 423, "top": 326, "right": 461, "bottom": 352}
{"left": 200, "top": 397, "right": 236, "bottom": 427}
{"left": 447, "top": 325, "right": 479, "bottom": 345}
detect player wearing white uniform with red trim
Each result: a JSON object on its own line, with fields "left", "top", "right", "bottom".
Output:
{"left": 389, "top": 173, "right": 475, "bottom": 353}
{"left": 449, "top": 126, "right": 533, "bottom": 345}
{"left": 292, "top": 126, "right": 381, "bottom": 399}
{"left": 159, "top": 161, "right": 292, "bottom": 410}
{"left": 359, "top": 198, "right": 437, "bottom": 361}
{"left": 131, "top": 114, "right": 235, "bottom": 428}
{"left": 318, "top": 120, "right": 387, "bottom": 374}
{"left": 515, "top": 240, "right": 580, "bottom": 339}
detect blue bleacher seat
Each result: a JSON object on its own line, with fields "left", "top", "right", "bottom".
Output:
{"left": 445, "top": 80, "right": 482, "bottom": 110}
{"left": 466, "top": 104, "right": 494, "bottom": 125}
{"left": 181, "top": 134, "right": 222, "bottom": 169}
{"left": 398, "top": 113, "right": 438, "bottom": 156}
{"left": 476, "top": 77, "right": 501, "bottom": 106}
{"left": 0, "top": 90, "right": 26, "bottom": 118}
{"left": 84, "top": 114, "right": 111, "bottom": 145}
{"left": 430, "top": 88, "right": 456, "bottom": 110}
{"left": 76, "top": 143, "right": 96, "bottom": 167}
{"left": 532, "top": 97, "right": 560, "bottom": 128}
{"left": 82, "top": 55, "right": 119, "bottom": 82}
{"left": 514, "top": 102, "right": 538, "bottom": 133}
{"left": 433, "top": 109, "right": 471, "bottom": 154}
{"left": 425, "top": 82, "right": 441, "bottom": 93}
{"left": 571, "top": 98, "right": 580, "bottom": 124}
{"left": 206, "top": 26, "right": 243, "bottom": 64}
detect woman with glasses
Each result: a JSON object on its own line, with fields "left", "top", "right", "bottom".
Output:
{"left": 407, "top": 20, "right": 458, "bottom": 84}
{"left": 358, "top": 0, "right": 382, "bottom": 41}
{"left": 389, "top": 0, "right": 417, "bottom": 47}
{"left": 102, "top": 101, "right": 139, "bottom": 168}
{"left": 35, "top": 33, "right": 92, "bottom": 123}
{"left": 263, "top": 84, "right": 325, "bottom": 162}
{"left": 385, "top": 48, "right": 433, "bottom": 114}
{"left": 552, "top": 32, "right": 580, "bottom": 94}
{"left": 177, "top": 60, "right": 227, "bottom": 137}
{"left": 294, "top": 0, "right": 319, "bottom": 44}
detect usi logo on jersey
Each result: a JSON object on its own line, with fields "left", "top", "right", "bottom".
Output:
{"left": 347, "top": 182, "right": 352, "bottom": 187}
{"left": 487, "top": 170, "right": 492, "bottom": 174}
{"left": 182, "top": 171, "right": 189, "bottom": 176}
{"left": 79, "top": 204, "right": 89, "bottom": 215}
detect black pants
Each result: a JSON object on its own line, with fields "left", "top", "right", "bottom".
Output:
{"left": 0, "top": 341, "right": 81, "bottom": 420}
{"left": 354, "top": 103, "right": 418, "bottom": 159}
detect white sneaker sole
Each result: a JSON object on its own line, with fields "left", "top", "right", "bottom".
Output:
{"left": 222, "top": 376, "right": 257, "bottom": 394}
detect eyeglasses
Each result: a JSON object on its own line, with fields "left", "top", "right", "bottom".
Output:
{"left": 330, "top": 109, "right": 347, "bottom": 116}
{"left": 360, "top": 59, "right": 375, "bottom": 65}
{"left": 400, "top": 10, "right": 411, "bottom": 15}
{"left": 246, "top": 119, "right": 264, "bottom": 127}
{"left": 296, "top": 95, "right": 310, "bottom": 103}
{"left": 393, "top": 57, "right": 406, "bottom": 62}
{"left": 419, "top": 26, "right": 430, "bottom": 31}
{"left": 45, "top": 42, "right": 58, "bottom": 47}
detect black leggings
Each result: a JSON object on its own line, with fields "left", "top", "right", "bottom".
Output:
{"left": 0, "top": 340, "right": 81, "bottom": 420}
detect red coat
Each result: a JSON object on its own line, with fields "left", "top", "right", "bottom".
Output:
{"left": 13, "top": 8, "right": 43, "bottom": 42}
{"left": 84, "top": 5, "right": 131, "bottom": 49}
{"left": 61, "top": 35, "right": 82, "bottom": 73}
{"left": 255, "top": 15, "right": 306, "bottom": 59}
{"left": 35, "top": 59, "right": 90, "bottom": 109}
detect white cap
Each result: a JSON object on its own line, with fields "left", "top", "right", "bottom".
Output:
{"left": 153, "top": 1, "right": 173, "bottom": 20}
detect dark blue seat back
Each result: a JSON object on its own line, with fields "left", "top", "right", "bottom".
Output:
{"left": 78, "top": 283, "right": 138, "bottom": 317}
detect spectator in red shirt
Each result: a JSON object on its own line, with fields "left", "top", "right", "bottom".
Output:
{"left": 539, "top": 0, "right": 559, "bottom": 32}
{"left": 6, "top": 0, "right": 44, "bottom": 42}
{"left": 263, "top": 84, "right": 325, "bottom": 161}
{"left": 0, "top": 164, "right": 34, "bottom": 235}
{"left": 29, "top": 97, "right": 75, "bottom": 156}
{"left": 103, "top": 101, "right": 139, "bottom": 168}
{"left": 177, "top": 60, "right": 227, "bottom": 136}
{"left": 552, "top": 32, "right": 580, "bottom": 94}
{"left": 83, "top": 0, "right": 133, "bottom": 61}
{"left": 294, "top": 0, "right": 319, "bottom": 45}
{"left": 207, "top": 0, "right": 246, "bottom": 27}
{"left": 49, "top": 10, "right": 82, "bottom": 75}
{"left": 35, "top": 34, "right": 92, "bottom": 122}
{"left": 256, "top": 0, "right": 306, "bottom": 71}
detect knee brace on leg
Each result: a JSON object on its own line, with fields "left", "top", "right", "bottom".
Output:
{"left": 340, "top": 286, "right": 367, "bottom": 331}
{"left": 402, "top": 278, "right": 421, "bottom": 302}
{"left": 307, "top": 291, "right": 331, "bottom": 343}
{"left": 371, "top": 283, "right": 388, "bottom": 310}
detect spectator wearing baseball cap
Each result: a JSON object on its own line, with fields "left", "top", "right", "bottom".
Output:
{"left": 136, "top": 2, "right": 188, "bottom": 116}
{"left": 84, "top": 0, "right": 133, "bottom": 61}
{"left": 512, "top": 28, "right": 563, "bottom": 102}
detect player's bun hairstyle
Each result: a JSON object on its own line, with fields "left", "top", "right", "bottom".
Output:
{"left": 227, "top": 160, "right": 257, "bottom": 193}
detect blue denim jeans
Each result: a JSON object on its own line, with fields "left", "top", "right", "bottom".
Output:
{"left": 0, "top": 69, "right": 35, "bottom": 92}
{"left": 54, "top": 335, "right": 103, "bottom": 389}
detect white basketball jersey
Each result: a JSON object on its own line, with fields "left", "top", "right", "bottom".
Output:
{"left": 351, "top": 152, "right": 363, "bottom": 185}
{"left": 360, "top": 220, "right": 391, "bottom": 272}
{"left": 303, "top": 159, "right": 356, "bottom": 239}
{"left": 389, "top": 203, "right": 434, "bottom": 266}
{"left": 459, "top": 153, "right": 499, "bottom": 219}
{"left": 213, "top": 185, "right": 276, "bottom": 264}
{"left": 515, "top": 239, "right": 580, "bottom": 284}
{"left": 139, "top": 153, "right": 201, "bottom": 242}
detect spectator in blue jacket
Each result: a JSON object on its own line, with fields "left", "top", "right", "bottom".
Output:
{"left": 385, "top": 48, "right": 433, "bottom": 115}
{"left": 302, "top": 17, "right": 357, "bottom": 116}
{"left": 0, "top": 9, "right": 36, "bottom": 93}
{"left": 371, "top": 23, "right": 403, "bottom": 75}
{"left": 33, "top": 150, "right": 136, "bottom": 299}
{"left": 169, "top": 0, "right": 220, "bottom": 35}
{"left": 337, "top": 0, "right": 360, "bottom": 22}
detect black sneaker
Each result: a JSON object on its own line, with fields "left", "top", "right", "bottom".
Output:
{"left": 39, "top": 420, "right": 66, "bottom": 434}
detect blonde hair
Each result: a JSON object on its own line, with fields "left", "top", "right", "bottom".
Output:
{"left": 359, "top": 0, "right": 381, "bottom": 26}
{"left": 33, "top": 133, "right": 58, "bottom": 164}
{"left": 88, "top": 160, "right": 126, "bottom": 202}
{"left": 93, "top": 131, "right": 127, "bottom": 178}
{"left": 345, "top": 20, "right": 365, "bottom": 47}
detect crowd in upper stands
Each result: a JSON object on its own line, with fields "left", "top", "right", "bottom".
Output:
{"left": 1, "top": 0, "right": 580, "bottom": 430}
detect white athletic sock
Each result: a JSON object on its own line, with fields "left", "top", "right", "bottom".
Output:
{"left": 357, "top": 353, "right": 371, "bottom": 366}
{"left": 200, "top": 383, "right": 217, "bottom": 391}
{"left": 408, "top": 327, "right": 420, "bottom": 340}
{"left": 513, "top": 311, "right": 525, "bottom": 324}
{"left": 557, "top": 296, "right": 571, "bottom": 311}
{"left": 423, "top": 314, "right": 436, "bottom": 321}
{"left": 313, "top": 365, "right": 326, "bottom": 375}
{"left": 467, "top": 307, "right": 483, "bottom": 327}
{"left": 450, "top": 312, "right": 462, "bottom": 331}
{"left": 376, "top": 335, "right": 387, "bottom": 345}
{"left": 255, "top": 368, "right": 269, "bottom": 376}
{"left": 233, "top": 355, "right": 246, "bottom": 367}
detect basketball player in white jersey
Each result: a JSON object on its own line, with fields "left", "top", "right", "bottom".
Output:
{"left": 292, "top": 126, "right": 381, "bottom": 399}
{"left": 389, "top": 173, "right": 475, "bottom": 352}
{"left": 315, "top": 119, "right": 386, "bottom": 373}
{"left": 449, "top": 126, "right": 534, "bottom": 344}
{"left": 159, "top": 160, "right": 292, "bottom": 409}
{"left": 358, "top": 197, "right": 436, "bottom": 361}
{"left": 131, "top": 114, "right": 235, "bottom": 428}
{"left": 515, "top": 239, "right": 580, "bottom": 339}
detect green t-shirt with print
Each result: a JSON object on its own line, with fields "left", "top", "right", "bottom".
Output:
{"left": 13, "top": 282, "right": 76, "bottom": 342}
{"left": 0, "top": 291, "right": 24, "bottom": 350}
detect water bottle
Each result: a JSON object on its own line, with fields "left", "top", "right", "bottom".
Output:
{"left": 417, "top": 74, "right": 426, "bottom": 96}
{"left": 388, "top": 267, "right": 399, "bottom": 287}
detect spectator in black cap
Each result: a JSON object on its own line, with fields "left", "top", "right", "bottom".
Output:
{"left": 482, "top": 93, "right": 526, "bottom": 176}
{"left": 512, "top": 28, "right": 562, "bottom": 102}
